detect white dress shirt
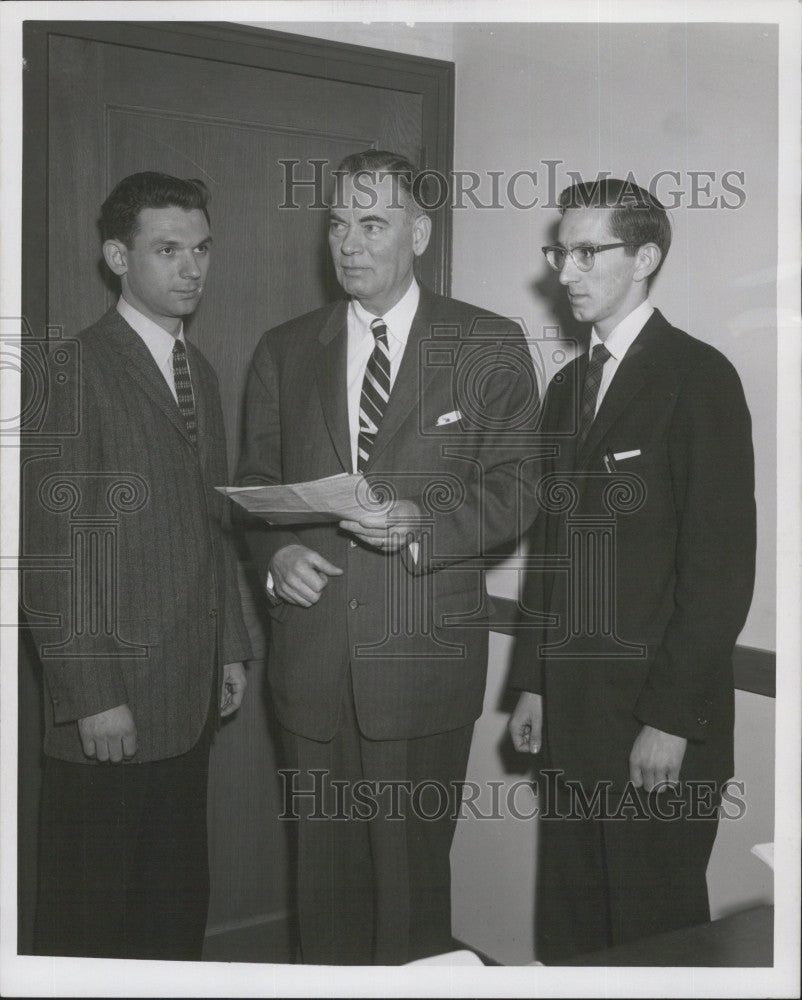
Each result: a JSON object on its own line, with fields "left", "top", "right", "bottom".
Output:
{"left": 589, "top": 299, "right": 654, "bottom": 416}
{"left": 117, "top": 296, "right": 188, "bottom": 403}
{"left": 346, "top": 279, "right": 420, "bottom": 472}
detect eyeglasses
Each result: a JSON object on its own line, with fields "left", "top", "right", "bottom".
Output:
{"left": 541, "top": 243, "right": 635, "bottom": 272}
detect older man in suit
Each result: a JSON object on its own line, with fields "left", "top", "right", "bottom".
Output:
{"left": 22, "top": 172, "right": 251, "bottom": 960}
{"left": 237, "top": 149, "right": 539, "bottom": 964}
{"left": 508, "top": 178, "right": 756, "bottom": 962}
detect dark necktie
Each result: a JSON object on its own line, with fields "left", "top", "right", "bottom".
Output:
{"left": 578, "top": 342, "right": 611, "bottom": 443}
{"left": 172, "top": 339, "right": 197, "bottom": 444}
{"left": 357, "top": 318, "right": 391, "bottom": 472}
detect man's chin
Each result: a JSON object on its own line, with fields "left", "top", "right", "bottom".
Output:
{"left": 339, "top": 275, "right": 367, "bottom": 295}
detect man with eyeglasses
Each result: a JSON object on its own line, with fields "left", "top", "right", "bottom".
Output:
{"left": 508, "top": 178, "right": 756, "bottom": 962}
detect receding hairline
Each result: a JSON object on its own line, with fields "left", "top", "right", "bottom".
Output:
{"left": 329, "top": 168, "right": 426, "bottom": 219}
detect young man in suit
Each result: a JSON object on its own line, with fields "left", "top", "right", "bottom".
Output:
{"left": 23, "top": 172, "right": 251, "bottom": 960}
{"left": 508, "top": 178, "right": 756, "bottom": 962}
{"left": 237, "top": 150, "right": 540, "bottom": 964}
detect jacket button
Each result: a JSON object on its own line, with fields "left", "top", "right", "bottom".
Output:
{"left": 209, "top": 609, "right": 217, "bottom": 620}
{"left": 350, "top": 539, "right": 357, "bottom": 548}
{"left": 697, "top": 717, "right": 708, "bottom": 726}
{"left": 349, "top": 598, "right": 359, "bottom": 610}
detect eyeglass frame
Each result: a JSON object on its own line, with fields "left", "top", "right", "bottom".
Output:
{"left": 541, "top": 242, "right": 637, "bottom": 272}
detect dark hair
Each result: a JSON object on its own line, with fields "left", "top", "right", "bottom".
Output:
{"left": 558, "top": 177, "right": 671, "bottom": 279}
{"left": 333, "top": 149, "right": 428, "bottom": 215}
{"left": 100, "top": 172, "right": 210, "bottom": 246}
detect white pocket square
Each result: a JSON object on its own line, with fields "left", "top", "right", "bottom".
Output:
{"left": 613, "top": 449, "right": 641, "bottom": 461}
{"left": 436, "top": 410, "right": 462, "bottom": 427}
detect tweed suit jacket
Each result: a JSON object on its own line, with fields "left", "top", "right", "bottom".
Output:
{"left": 237, "top": 287, "right": 540, "bottom": 742}
{"left": 508, "top": 309, "right": 756, "bottom": 791}
{"left": 21, "top": 307, "right": 252, "bottom": 763}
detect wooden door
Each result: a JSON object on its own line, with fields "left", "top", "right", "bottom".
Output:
{"left": 20, "top": 20, "right": 453, "bottom": 956}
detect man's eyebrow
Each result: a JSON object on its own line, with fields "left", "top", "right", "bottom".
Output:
{"left": 147, "top": 235, "right": 213, "bottom": 247}
{"left": 328, "top": 211, "right": 388, "bottom": 225}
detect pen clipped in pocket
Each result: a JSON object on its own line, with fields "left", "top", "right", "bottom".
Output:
{"left": 603, "top": 448, "right": 642, "bottom": 472}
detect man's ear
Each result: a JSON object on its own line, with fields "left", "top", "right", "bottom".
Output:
{"left": 411, "top": 213, "right": 432, "bottom": 258}
{"left": 102, "top": 239, "right": 128, "bottom": 277}
{"left": 634, "top": 242, "right": 661, "bottom": 283}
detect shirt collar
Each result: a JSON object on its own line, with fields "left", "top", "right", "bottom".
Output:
{"left": 349, "top": 279, "right": 420, "bottom": 349}
{"left": 590, "top": 299, "right": 654, "bottom": 361}
{"left": 116, "top": 296, "right": 185, "bottom": 368}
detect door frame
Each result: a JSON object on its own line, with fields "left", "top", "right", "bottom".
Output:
{"left": 22, "top": 19, "right": 455, "bottom": 344}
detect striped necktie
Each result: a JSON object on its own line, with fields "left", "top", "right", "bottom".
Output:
{"left": 172, "top": 339, "right": 197, "bottom": 444}
{"left": 357, "top": 318, "right": 391, "bottom": 472}
{"left": 578, "top": 342, "right": 611, "bottom": 443}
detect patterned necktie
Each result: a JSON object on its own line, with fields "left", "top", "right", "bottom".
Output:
{"left": 578, "top": 342, "right": 611, "bottom": 443}
{"left": 172, "top": 339, "right": 197, "bottom": 444}
{"left": 357, "top": 318, "right": 391, "bottom": 472}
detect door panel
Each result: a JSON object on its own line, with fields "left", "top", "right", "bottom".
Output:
{"left": 21, "top": 20, "right": 453, "bottom": 955}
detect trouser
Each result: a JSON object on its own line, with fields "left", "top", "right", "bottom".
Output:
{"left": 34, "top": 721, "right": 213, "bottom": 961}
{"left": 279, "top": 676, "right": 474, "bottom": 965}
{"left": 535, "top": 776, "right": 721, "bottom": 963}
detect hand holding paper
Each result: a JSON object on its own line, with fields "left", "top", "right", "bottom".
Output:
{"left": 339, "top": 498, "right": 423, "bottom": 553}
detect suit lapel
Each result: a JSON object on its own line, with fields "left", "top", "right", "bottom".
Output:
{"left": 577, "top": 310, "right": 669, "bottom": 465}
{"left": 314, "top": 301, "right": 352, "bottom": 473}
{"left": 103, "top": 309, "right": 195, "bottom": 447}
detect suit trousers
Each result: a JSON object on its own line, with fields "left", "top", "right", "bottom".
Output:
{"left": 279, "top": 673, "right": 474, "bottom": 965}
{"left": 535, "top": 777, "right": 721, "bottom": 963}
{"left": 34, "top": 717, "right": 214, "bottom": 961}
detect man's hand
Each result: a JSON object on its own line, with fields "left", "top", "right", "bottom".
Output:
{"left": 78, "top": 704, "right": 137, "bottom": 763}
{"left": 629, "top": 724, "right": 688, "bottom": 792}
{"left": 508, "top": 691, "right": 543, "bottom": 754}
{"left": 270, "top": 544, "right": 343, "bottom": 606}
{"left": 220, "top": 662, "right": 247, "bottom": 717}
{"left": 339, "top": 499, "right": 422, "bottom": 553}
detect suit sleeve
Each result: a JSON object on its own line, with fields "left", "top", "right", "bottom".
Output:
{"left": 409, "top": 320, "right": 541, "bottom": 575}
{"left": 20, "top": 353, "right": 128, "bottom": 723}
{"left": 633, "top": 353, "right": 756, "bottom": 741}
{"left": 218, "top": 513, "right": 254, "bottom": 665}
{"left": 235, "top": 334, "right": 303, "bottom": 586}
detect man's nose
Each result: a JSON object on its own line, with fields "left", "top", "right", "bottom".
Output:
{"left": 558, "top": 255, "right": 580, "bottom": 285}
{"left": 340, "top": 225, "right": 363, "bottom": 256}
{"left": 180, "top": 252, "right": 201, "bottom": 278}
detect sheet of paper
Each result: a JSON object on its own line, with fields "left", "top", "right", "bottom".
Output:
{"left": 217, "top": 472, "right": 390, "bottom": 525}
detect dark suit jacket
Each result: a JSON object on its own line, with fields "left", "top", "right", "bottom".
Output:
{"left": 237, "top": 287, "right": 540, "bottom": 742}
{"left": 21, "top": 307, "right": 252, "bottom": 763}
{"left": 509, "top": 309, "right": 756, "bottom": 791}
